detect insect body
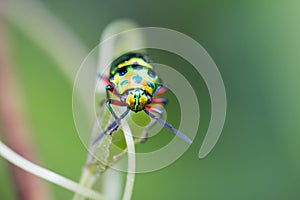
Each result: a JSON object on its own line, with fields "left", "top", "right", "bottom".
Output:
{"left": 93, "top": 53, "right": 192, "bottom": 145}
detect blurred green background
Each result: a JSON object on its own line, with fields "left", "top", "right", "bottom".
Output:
{"left": 1, "top": 0, "right": 300, "bottom": 199}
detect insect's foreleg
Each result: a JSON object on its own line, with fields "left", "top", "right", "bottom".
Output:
{"left": 144, "top": 109, "right": 192, "bottom": 144}
{"left": 105, "top": 85, "right": 127, "bottom": 121}
{"left": 153, "top": 85, "right": 168, "bottom": 96}
{"left": 106, "top": 99, "right": 127, "bottom": 120}
{"left": 150, "top": 98, "right": 167, "bottom": 105}
{"left": 92, "top": 108, "right": 130, "bottom": 146}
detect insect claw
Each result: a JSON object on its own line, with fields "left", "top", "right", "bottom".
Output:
{"left": 109, "top": 125, "right": 119, "bottom": 135}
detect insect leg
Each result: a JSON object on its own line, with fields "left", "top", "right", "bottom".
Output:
{"left": 137, "top": 98, "right": 167, "bottom": 143}
{"left": 105, "top": 85, "right": 128, "bottom": 136}
{"left": 98, "top": 74, "right": 111, "bottom": 86}
{"left": 105, "top": 85, "right": 127, "bottom": 120}
{"left": 150, "top": 98, "right": 167, "bottom": 105}
{"left": 144, "top": 109, "right": 192, "bottom": 144}
{"left": 153, "top": 85, "right": 168, "bottom": 96}
{"left": 92, "top": 108, "right": 130, "bottom": 146}
{"left": 106, "top": 99, "right": 127, "bottom": 119}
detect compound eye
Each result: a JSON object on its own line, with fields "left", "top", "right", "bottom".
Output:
{"left": 118, "top": 67, "right": 127, "bottom": 76}
{"left": 147, "top": 69, "right": 156, "bottom": 78}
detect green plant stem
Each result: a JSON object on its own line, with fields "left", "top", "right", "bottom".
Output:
{"left": 72, "top": 167, "right": 100, "bottom": 200}
{"left": 121, "top": 123, "right": 136, "bottom": 200}
{"left": 74, "top": 19, "right": 144, "bottom": 200}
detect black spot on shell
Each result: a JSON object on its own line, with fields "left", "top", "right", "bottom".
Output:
{"left": 118, "top": 67, "right": 127, "bottom": 76}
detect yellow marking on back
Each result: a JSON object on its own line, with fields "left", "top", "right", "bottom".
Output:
{"left": 117, "top": 58, "right": 153, "bottom": 70}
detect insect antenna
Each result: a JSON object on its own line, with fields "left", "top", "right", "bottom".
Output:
{"left": 92, "top": 108, "right": 130, "bottom": 146}
{"left": 144, "top": 109, "right": 192, "bottom": 144}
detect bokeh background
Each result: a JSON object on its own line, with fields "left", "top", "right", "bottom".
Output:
{"left": 1, "top": 0, "right": 300, "bottom": 199}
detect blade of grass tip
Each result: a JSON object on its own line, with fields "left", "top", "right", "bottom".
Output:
{"left": 97, "top": 19, "right": 146, "bottom": 85}
{"left": 0, "top": 141, "right": 106, "bottom": 200}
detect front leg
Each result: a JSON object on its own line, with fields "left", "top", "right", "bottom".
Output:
{"left": 105, "top": 85, "right": 128, "bottom": 133}
{"left": 92, "top": 108, "right": 130, "bottom": 145}
{"left": 105, "top": 85, "right": 127, "bottom": 120}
